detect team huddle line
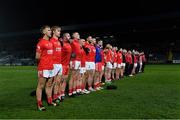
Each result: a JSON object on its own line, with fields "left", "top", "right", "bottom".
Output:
{"left": 35, "top": 25, "right": 146, "bottom": 111}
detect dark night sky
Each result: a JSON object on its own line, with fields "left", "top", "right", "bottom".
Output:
{"left": 0, "top": 0, "right": 180, "bottom": 33}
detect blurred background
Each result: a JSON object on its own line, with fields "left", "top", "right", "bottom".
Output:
{"left": 0, "top": 0, "right": 180, "bottom": 65}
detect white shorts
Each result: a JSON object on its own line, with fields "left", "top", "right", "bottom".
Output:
{"left": 121, "top": 63, "right": 126, "bottom": 67}
{"left": 117, "top": 63, "right": 122, "bottom": 68}
{"left": 140, "top": 62, "right": 143, "bottom": 66}
{"left": 70, "top": 60, "right": 81, "bottom": 70}
{"left": 113, "top": 63, "right": 117, "bottom": 69}
{"left": 80, "top": 67, "right": 86, "bottom": 74}
{"left": 86, "top": 62, "right": 95, "bottom": 70}
{"left": 102, "top": 65, "right": 105, "bottom": 71}
{"left": 134, "top": 63, "right": 137, "bottom": 68}
{"left": 53, "top": 64, "right": 63, "bottom": 76}
{"left": 106, "top": 62, "right": 113, "bottom": 69}
{"left": 38, "top": 70, "right": 54, "bottom": 78}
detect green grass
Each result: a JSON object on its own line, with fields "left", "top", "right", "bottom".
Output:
{"left": 0, "top": 65, "right": 180, "bottom": 119}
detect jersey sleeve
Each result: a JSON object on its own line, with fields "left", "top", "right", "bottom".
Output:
{"left": 36, "top": 41, "right": 43, "bottom": 53}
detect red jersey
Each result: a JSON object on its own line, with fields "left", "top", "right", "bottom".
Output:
{"left": 61, "top": 41, "right": 72, "bottom": 66}
{"left": 36, "top": 38, "right": 53, "bottom": 70}
{"left": 126, "top": 54, "right": 132, "bottom": 64}
{"left": 117, "top": 52, "right": 123, "bottom": 64}
{"left": 112, "top": 51, "right": 117, "bottom": 63}
{"left": 105, "top": 49, "right": 112, "bottom": 63}
{"left": 71, "top": 39, "right": 81, "bottom": 61}
{"left": 81, "top": 48, "right": 86, "bottom": 67}
{"left": 50, "top": 37, "right": 62, "bottom": 64}
{"left": 85, "top": 44, "right": 96, "bottom": 62}
{"left": 134, "top": 55, "right": 137, "bottom": 63}
{"left": 101, "top": 51, "right": 105, "bottom": 66}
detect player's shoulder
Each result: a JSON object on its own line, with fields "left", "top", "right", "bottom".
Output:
{"left": 49, "top": 37, "right": 55, "bottom": 42}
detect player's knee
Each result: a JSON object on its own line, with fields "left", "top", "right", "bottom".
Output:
{"left": 46, "top": 81, "right": 52, "bottom": 87}
{"left": 38, "top": 83, "right": 45, "bottom": 89}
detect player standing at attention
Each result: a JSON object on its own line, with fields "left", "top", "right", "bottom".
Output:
{"left": 35, "top": 25, "right": 57, "bottom": 111}
{"left": 78, "top": 39, "right": 90, "bottom": 94}
{"left": 121, "top": 49, "right": 127, "bottom": 77}
{"left": 85, "top": 37, "right": 96, "bottom": 91}
{"left": 111, "top": 47, "right": 118, "bottom": 80}
{"left": 69, "top": 32, "right": 81, "bottom": 96}
{"left": 104, "top": 44, "right": 113, "bottom": 83}
{"left": 94, "top": 40, "right": 103, "bottom": 90}
{"left": 116, "top": 48, "right": 123, "bottom": 80}
{"left": 61, "top": 33, "right": 72, "bottom": 100}
{"left": 130, "top": 50, "right": 138, "bottom": 76}
{"left": 50, "top": 26, "right": 62, "bottom": 104}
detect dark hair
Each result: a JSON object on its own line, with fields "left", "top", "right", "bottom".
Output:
{"left": 40, "top": 25, "right": 50, "bottom": 34}
{"left": 51, "top": 26, "right": 61, "bottom": 32}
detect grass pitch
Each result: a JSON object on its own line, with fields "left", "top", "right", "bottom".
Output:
{"left": 0, "top": 65, "right": 180, "bottom": 119}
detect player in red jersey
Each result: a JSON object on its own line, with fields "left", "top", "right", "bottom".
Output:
{"left": 111, "top": 47, "right": 118, "bottom": 80}
{"left": 61, "top": 33, "right": 72, "bottom": 100}
{"left": 126, "top": 50, "right": 133, "bottom": 76}
{"left": 85, "top": 37, "right": 96, "bottom": 91}
{"left": 130, "top": 50, "right": 138, "bottom": 76}
{"left": 122, "top": 49, "right": 127, "bottom": 77}
{"left": 104, "top": 44, "right": 113, "bottom": 83}
{"left": 35, "top": 25, "right": 57, "bottom": 111}
{"left": 69, "top": 32, "right": 81, "bottom": 96}
{"left": 78, "top": 39, "right": 90, "bottom": 94}
{"left": 116, "top": 48, "right": 123, "bottom": 80}
{"left": 50, "top": 26, "right": 62, "bottom": 103}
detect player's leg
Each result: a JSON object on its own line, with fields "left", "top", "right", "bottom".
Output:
{"left": 36, "top": 74, "right": 46, "bottom": 111}
{"left": 99, "top": 65, "right": 105, "bottom": 88}
{"left": 60, "top": 66, "right": 69, "bottom": 100}
{"left": 68, "top": 69, "right": 75, "bottom": 96}
{"left": 94, "top": 65, "right": 100, "bottom": 90}
{"left": 82, "top": 70, "right": 90, "bottom": 94}
{"left": 89, "top": 62, "right": 95, "bottom": 91}
{"left": 139, "top": 62, "right": 143, "bottom": 72}
{"left": 53, "top": 74, "right": 61, "bottom": 102}
{"left": 72, "top": 61, "right": 80, "bottom": 95}
{"left": 121, "top": 63, "right": 125, "bottom": 78}
{"left": 45, "top": 76, "right": 57, "bottom": 106}
{"left": 116, "top": 64, "right": 121, "bottom": 80}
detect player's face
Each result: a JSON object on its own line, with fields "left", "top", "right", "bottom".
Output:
{"left": 98, "top": 41, "right": 103, "bottom": 46}
{"left": 73, "top": 33, "right": 80, "bottom": 39}
{"left": 93, "top": 39, "right": 96, "bottom": 44}
{"left": 82, "top": 40, "right": 85, "bottom": 46}
{"left": 44, "top": 27, "right": 52, "bottom": 37}
{"left": 87, "top": 36, "right": 92, "bottom": 41}
{"left": 79, "top": 39, "right": 85, "bottom": 46}
{"left": 54, "top": 28, "right": 61, "bottom": 37}
{"left": 65, "top": 33, "right": 71, "bottom": 40}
